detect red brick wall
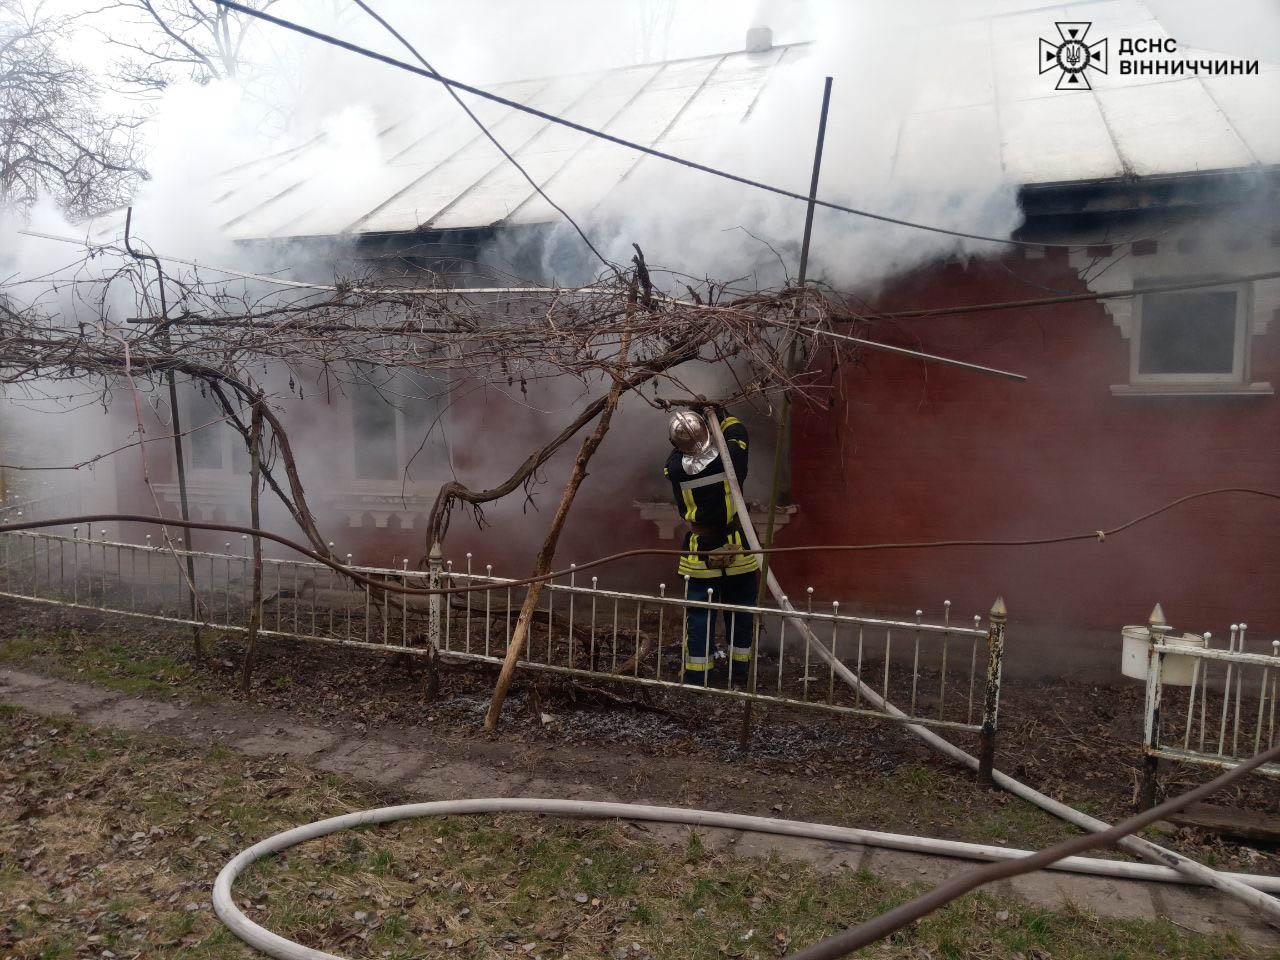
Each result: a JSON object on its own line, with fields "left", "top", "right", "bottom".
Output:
{"left": 786, "top": 250, "right": 1280, "bottom": 675}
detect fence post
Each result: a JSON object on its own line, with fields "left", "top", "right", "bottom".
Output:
{"left": 424, "top": 541, "right": 443, "bottom": 701}
{"left": 1140, "top": 602, "right": 1169, "bottom": 810}
{"left": 977, "top": 596, "right": 1007, "bottom": 786}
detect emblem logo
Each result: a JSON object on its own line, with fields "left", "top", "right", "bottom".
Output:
{"left": 1039, "top": 22, "right": 1108, "bottom": 89}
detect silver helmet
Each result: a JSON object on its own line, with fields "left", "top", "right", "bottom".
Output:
{"left": 667, "top": 409, "right": 711, "bottom": 456}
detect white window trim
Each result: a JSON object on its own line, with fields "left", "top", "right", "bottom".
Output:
{"left": 1130, "top": 281, "right": 1250, "bottom": 387}
{"left": 349, "top": 378, "right": 449, "bottom": 490}
{"left": 350, "top": 407, "right": 428, "bottom": 489}
{"left": 183, "top": 394, "right": 247, "bottom": 480}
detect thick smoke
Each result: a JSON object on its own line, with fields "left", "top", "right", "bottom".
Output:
{"left": 528, "top": 0, "right": 1024, "bottom": 291}
{"left": 8, "top": 0, "right": 1271, "bottom": 573}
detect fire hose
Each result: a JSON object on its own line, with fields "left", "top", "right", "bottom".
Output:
{"left": 705, "top": 415, "right": 1280, "bottom": 926}
{"left": 210, "top": 793, "right": 1280, "bottom": 960}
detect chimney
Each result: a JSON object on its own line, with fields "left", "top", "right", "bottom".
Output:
{"left": 746, "top": 25, "right": 773, "bottom": 53}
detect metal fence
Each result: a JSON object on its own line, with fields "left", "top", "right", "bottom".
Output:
{"left": 0, "top": 528, "right": 1003, "bottom": 736}
{"left": 0, "top": 483, "right": 81, "bottom": 523}
{"left": 1140, "top": 618, "right": 1280, "bottom": 803}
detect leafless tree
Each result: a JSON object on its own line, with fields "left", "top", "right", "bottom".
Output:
{"left": 97, "top": 0, "right": 279, "bottom": 94}
{"left": 0, "top": 0, "right": 145, "bottom": 216}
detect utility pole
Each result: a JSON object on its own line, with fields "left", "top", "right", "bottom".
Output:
{"left": 741, "top": 76, "right": 833, "bottom": 750}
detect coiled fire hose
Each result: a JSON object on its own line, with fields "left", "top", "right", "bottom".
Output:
{"left": 211, "top": 797, "right": 1280, "bottom": 960}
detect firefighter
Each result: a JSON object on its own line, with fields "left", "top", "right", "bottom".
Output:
{"left": 664, "top": 407, "right": 759, "bottom": 687}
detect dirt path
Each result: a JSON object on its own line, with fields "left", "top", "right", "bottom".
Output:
{"left": 2, "top": 666, "right": 1276, "bottom": 948}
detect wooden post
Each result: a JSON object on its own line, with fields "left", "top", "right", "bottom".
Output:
{"left": 1140, "top": 603, "right": 1169, "bottom": 810}
{"left": 167, "top": 378, "right": 202, "bottom": 657}
{"left": 425, "top": 542, "right": 443, "bottom": 701}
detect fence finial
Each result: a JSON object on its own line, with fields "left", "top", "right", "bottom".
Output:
{"left": 990, "top": 596, "right": 1007, "bottom": 620}
{"left": 1148, "top": 602, "right": 1166, "bottom": 628}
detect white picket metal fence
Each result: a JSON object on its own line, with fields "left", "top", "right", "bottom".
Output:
{"left": 0, "top": 528, "right": 1004, "bottom": 735}
{"left": 1141, "top": 619, "right": 1280, "bottom": 795}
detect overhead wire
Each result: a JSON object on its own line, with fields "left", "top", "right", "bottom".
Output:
{"left": 873, "top": 269, "right": 1280, "bottom": 320}
{"left": 208, "top": 0, "right": 1083, "bottom": 251}
{"left": 15, "top": 229, "right": 594, "bottom": 297}
{"left": 345, "top": 0, "right": 617, "bottom": 275}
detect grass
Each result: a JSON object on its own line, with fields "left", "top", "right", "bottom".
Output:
{"left": 1, "top": 705, "right": 1271, "bottom": 960}
{"left": 0, "top": 625, "right": 194, "bottom": 695}
{"left": 814, "top": 761, "right": 1084, "bottom": 849}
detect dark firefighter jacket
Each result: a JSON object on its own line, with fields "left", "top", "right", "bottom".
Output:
{"left": 663, "top": 415, "right": 759, "bottom": 579}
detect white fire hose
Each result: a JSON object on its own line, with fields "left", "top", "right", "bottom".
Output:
{"left": 212, "top": 797, "right": 1280, "bottom": 960}
{"left": 706, "top": 416, "right": 1280, "bottom": 926}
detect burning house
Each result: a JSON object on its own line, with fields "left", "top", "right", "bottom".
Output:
{"left": 57, "top": 1, "right": 1280, "bottom": 678}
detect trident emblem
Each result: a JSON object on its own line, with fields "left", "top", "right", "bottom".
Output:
{"left": 1039, "top": 22, "right": 1108, "bottom": 90}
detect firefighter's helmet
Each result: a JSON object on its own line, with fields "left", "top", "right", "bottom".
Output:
{"left": 667, "top": 409, "right": 711, "bottom": 456}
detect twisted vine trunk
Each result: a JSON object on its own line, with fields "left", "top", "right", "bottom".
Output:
{"left": 483, "top": 327, "right": 634, "bottom": 730}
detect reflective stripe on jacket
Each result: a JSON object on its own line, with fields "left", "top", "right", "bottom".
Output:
{"left": 663, "top": 416, "right": 759, "bottom": 579}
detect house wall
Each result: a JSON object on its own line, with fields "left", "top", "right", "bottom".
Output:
{"left": 787, "top": 240, "right": 1280, "bottom": 680}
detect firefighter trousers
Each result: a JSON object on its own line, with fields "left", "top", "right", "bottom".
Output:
{"left": 682, "top": 569, "right": 758, "bottom": 682}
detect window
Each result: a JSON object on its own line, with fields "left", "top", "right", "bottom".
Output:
{"left": 1132, "top": 285, "right": 1248, "bottom": 385}
{"left": 353, "top": 386, "right": 398, "bottom": 480}
{"left": 349, "top": 367, "right": 447, "bottom": 483}
{"left": 184, "top": 383, "right": 249, "bottom": 476}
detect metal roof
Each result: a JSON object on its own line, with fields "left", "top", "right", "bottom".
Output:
{"left": 194, "top": 43, "right": 796, "bottom": 243}
{"left": 86, "top": 0, "right": 1279, "bottom": 244}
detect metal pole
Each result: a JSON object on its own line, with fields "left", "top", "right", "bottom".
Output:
{"left": 977, "top": 596, "right": 1007, "bottom": 786}
{"left": 795, "top": 77, "right": 833, "bottom": 294}
{"left": 741, "top": 76, "right": 833, "bottom": 751}
{"left": 167, "top": 372, "right": 202, "bottom": 655}
{"left": 794, "top": 324, "right": 1026, "bottom": 382}
{"left": 125, "top": 206, "right": 201, "bottom": 655}
{"left": 240, "top": 396, "right": 264, "bottom": 692}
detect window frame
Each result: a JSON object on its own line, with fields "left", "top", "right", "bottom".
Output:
{"left": 348, "top": 368, "right": 449, "bottom": 489}
{"left": 181, "top": 384, "right": 249, "bottom": 479}
{"left": 1130, "top": 281, "right": 1251, "bottom": 387}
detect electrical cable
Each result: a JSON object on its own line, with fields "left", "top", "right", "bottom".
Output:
{"left": 209, "top": 0, "right": 1079, "bottom": 251}
{"left": 4, "top": 487, "right": 1280, "bottom": 597}
{"left": 210, "top": 791, "right": 1280, "bottom": 960}
{"left": 16, "top": 229, "right": 596, "bottom": 297}
{"left": 346, "top": 0, "right": 617, "bottom": 274}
